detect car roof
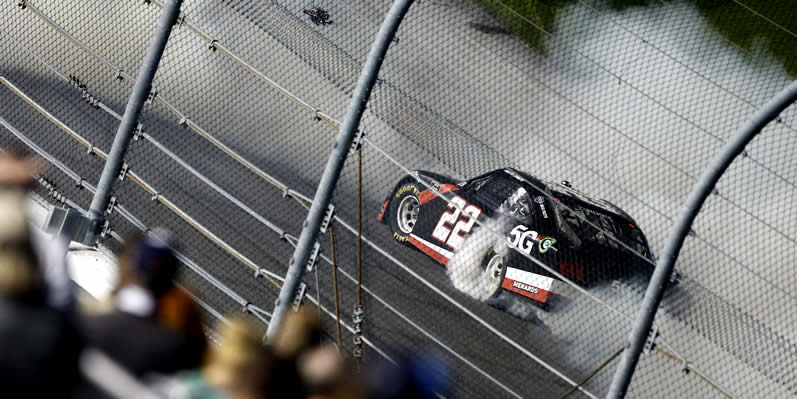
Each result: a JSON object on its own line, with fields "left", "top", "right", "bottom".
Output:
{"left": 499, "top": 168, "right": 633, "bottom": 223}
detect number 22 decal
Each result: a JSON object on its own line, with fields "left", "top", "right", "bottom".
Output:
{"left": 431, "top": 196, "right": 482, "bottom": 249}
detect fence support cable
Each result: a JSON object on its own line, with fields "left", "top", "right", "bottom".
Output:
{"left": 283, "top": 236, "right": 525, "bottom": 399}
{"left": 0, "top": 116, "right": 271, "bottom": 325}
{"left": 265, "top": 0, "right": 415, "bottom": 340}
{"left": 732, "top": 0, "right": 797, "bottom": 39}
{"left": 0, "top": 36, "right": 296, "bottom": 244}
{"left": 364, "top": 137, "right": 633, "bottom": 321}
{"left": 2, "top": 99, "right": 527, "bottom": 399}
{"left": 1, "top": 49, "right": 678, "bottom": 392}
{"left": 0, "top": 73, "right": 652, "bottom": 398}
{"left": 657, "top": 0, "right": 751, "bottom": 55}
{"left": 22, "top": 0, "right": 341, "bottom": 130}
{"left": 467, "top": 2, "right": 797, "bottom": 243}
{"left": 489, "top": 0, "right": 797, "bottom": 144}
{"left": 574, "top": 0, "right": 797, "bottom": 185}
{"left": 362, "top": 134, "right": 735, "bottom": 397}
{"left": 146, "top": 0, "right": 342, "bottom": 129}
{"left": 1, "top": 60, "right": 462, "bottom": 391}
{"left": 9, "top": 61, "right": 572, "bottom": 392}
{"left": 329, "top": 225, "right": 343, "bottom": 348}
{"left": 607, "top": 80, "right": 797, "bottom": 399}
{"left": 86, "top": 0, "right": 183, "bottom": 244}
{"left": 16, "top": 1, "right": 328, "bottom": 211}
{"left": 652, "top": 339, "right": 734, "bottom": 398}
{"left": 3, "top": 17, "right": 646, "bottom": 396}
{"left": 0, "top": 78, "right": 107, "bottom": 159}
{"left": 354, "top": 144, "right": 364, "bottom": 361}
{"left": 652, "top": 346, "right": 732, "bottom": 398}
{"left": 558, "top": 346, "right": 624, "bottom": 399}
{"left": 0, "top": 79, "right": 285, "bottom": 287}
{"left": 2, "top": 98, "right": 509, "bottom": 392}
{"left": 452, "top": 24, "right": 797, "bottom": 302}
{"left": 0, "top": 81, "right": 511, "bottom": 391}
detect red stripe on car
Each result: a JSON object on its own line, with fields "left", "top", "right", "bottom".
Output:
{"left": 418, "top": 184, "right": 460, "bottom": 205}
{"left": 377, "top": 201, "right": 388, "bottom": 222}
{"left": 408, "top": 236, "right": 450, "bottom": 266}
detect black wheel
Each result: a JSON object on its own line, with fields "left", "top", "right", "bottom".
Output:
{"left": 480, "top": 247, "right": 506, "bottom": 300}
{"left": 387, "top": 181, "right": 422, "bottom": 246}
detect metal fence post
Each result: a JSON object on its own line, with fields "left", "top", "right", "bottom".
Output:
{"left": 85, "top": 0, "right": 183, "bottom": 243}
{"left": 607, "top": 80, "right": 797, "bottom": 398}
{"left": 265, "top": 0, "right": 415, "bottom": 340}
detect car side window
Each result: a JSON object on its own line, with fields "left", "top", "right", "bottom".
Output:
{"left": 468, "top": 175, "right": 519, "bottom": 213}
{"left": 466, "top": 176, "right": 491, "bottom": 193}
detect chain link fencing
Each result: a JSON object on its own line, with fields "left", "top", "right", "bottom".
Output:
{"left": 2, "top": 0, "right": 796, "bottom": 397}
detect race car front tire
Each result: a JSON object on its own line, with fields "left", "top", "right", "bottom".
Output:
{"left": 387, "top": 181, "right": 422, "bottom": 246}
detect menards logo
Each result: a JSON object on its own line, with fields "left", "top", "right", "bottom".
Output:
{"left": 512, "top": 281, "right": 539, "bottom": 294}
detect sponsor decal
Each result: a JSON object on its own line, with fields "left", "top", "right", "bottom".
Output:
{"left": 501, "top": 268, "right": 553, "bottom": 303}
{"left": 538, "top": 237, "right": 556, "bottom": 253}
{"left": 512, "top": 281, "right": 538, "bottom": 294}
{"left": 539, "top": 203, "right": 548, "bottom": 219}
{"left": 534, "top": 196, "right": 544, "bottom": 204}
{"left": 392, "top": 232, "right": 408, "bottom": 242}
{"left": 507, "top": 225, "right": 557, "bottom": 254}
{"left": 377, "top": 200, "right": 388, "bottom": 222}
{"left": 395, "top": 185, "right": 420, "bottom": 199}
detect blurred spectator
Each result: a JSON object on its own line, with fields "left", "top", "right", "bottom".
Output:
{"left": 271, "top": 306, "right": 324, "bottom": 359}
{"left": 0, "top": 146, "right": 38, "bottom": 188}
{"left": 78, "top": 229, "right": 204, "bottom": 398}
{"left": 157, "top": 285, "right": 208, "bottom": 367}
{"left": 1, "top": 146, "right": 75, "bottom": 311}
{"left": 299, "top": 345, "right": 364, "bottom": 399}
{"left": 203, "top": 318, "right": 275, "bottom": 399}
{"left": 365, "top": 350, "right": 450, "bottom": 399}
{"left": 0, "top": 151, "right": 82, "bottom": 398}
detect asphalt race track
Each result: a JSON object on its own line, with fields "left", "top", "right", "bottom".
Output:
{"left": 2, "top": 0, "right": 796, "bottom": 397}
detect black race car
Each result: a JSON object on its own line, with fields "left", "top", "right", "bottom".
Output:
{"left": 378, "top": 168, "right": 669, "bottom": 313}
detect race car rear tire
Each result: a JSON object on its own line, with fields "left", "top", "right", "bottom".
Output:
{"left": 387, "top": 181, "right": 422, "bottom": 246}
{"left": 480, "top": 247, "right": 506, "bottom": 300}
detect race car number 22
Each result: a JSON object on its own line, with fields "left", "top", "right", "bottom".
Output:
{"left": 432, "top": 196, "right": 482, "bottom": 250}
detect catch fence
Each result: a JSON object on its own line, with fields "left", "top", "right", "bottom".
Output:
{"left": 2, "top": 0, "right": 796, "bottom": 397}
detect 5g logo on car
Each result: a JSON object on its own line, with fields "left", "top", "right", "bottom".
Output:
{"left": 507, "top": 225, "right": 557, "bottom": 254}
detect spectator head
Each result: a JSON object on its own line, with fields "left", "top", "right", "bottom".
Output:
{"left": 132, "top": 228, "right": 178, "bottom": 298}
{"left": 0, "top": 185, "right": 42, "bottom": 299}
{"left": 299, "top": 345, "right": 364, "bottom": 399}
{"left": 271, "top": 307, "right": 324, "bottom": 359}
{"left": 0, "top": 145, "right": 38, "bottom": 190}
{"left": 204, "top": 318, "right": 274, "bottom": 399}
{"left": 365, "top": 350, "right": 450, "bottom": 399}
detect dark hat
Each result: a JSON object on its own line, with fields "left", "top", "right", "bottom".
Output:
{"left": 134, "top": 228, "right": 178, "bottom": 297}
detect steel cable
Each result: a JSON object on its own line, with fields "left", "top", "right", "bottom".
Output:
{"left": 1, "top": 78, "right": 522, "bottom": 397}
{"left": 329, "top": 225, "right": 343, "bottom": 348}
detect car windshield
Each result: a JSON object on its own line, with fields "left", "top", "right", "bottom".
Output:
{"left": 503, "top": 187, "right": 533, "bottom": 220}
